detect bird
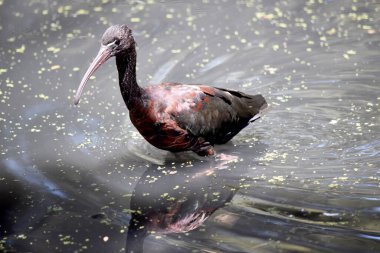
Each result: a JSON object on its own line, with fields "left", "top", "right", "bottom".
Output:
{"left": 74, "top": 24, "right": 267, "bottom": 156}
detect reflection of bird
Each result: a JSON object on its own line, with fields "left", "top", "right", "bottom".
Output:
{"left": 74, "top": 25, "right": 267, "bottom": 156}
{"left": 125, "top": 162, "right": 237, "bottom": 253}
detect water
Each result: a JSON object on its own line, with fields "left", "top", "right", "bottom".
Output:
{"left": 1, "top": 0, "right": 380, "bottom": 252}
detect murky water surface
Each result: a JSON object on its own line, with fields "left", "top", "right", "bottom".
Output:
{"left": 1, "top": 0, "right": 380, "bottom": 252}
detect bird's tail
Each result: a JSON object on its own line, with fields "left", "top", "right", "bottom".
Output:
{"left": 246, "top": 94, "right": 268, "bottom": 123}
{"left": 215, "top": 87, "right": 268, "bottom": 122}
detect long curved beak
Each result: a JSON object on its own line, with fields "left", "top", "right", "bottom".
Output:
{"left": 74, "top": 45, "right": 111, "bottom": 105}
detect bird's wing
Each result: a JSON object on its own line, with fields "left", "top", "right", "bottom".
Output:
{"left": 164, "top": 84, "right": 266, "bottom": 144}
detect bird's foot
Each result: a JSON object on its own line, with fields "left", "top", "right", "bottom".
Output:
{"left": 193, "top": 141, "right": 215, "bottom": 156}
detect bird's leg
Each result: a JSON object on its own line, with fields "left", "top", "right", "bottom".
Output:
{"left": 192, "top": 139, "right": 215, "bottom": 156}
{"left": 195, "top": 145, "right": 215, "bottom": 156}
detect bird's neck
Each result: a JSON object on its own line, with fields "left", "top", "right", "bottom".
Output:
{"left": 116, "top": 45, "right": 142, "bottom": 109}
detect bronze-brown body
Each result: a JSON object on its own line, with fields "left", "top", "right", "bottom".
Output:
{"left": 129, "top": 83, "right": 266, "bottom": 155}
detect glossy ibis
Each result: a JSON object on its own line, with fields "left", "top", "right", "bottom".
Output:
{"left": 74, "top": 25, "right": 267, "bottom": 156}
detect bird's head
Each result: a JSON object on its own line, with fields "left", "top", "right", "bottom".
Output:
{"left": 74, "top": 25, "right": 135, "bottom": 105}
{"left": 101, "top": 24, "right": 135, "bottom": 57}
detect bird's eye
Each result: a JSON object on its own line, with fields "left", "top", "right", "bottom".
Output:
{"left": 114, "top": 39, "right": 120, "bottom": 45}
